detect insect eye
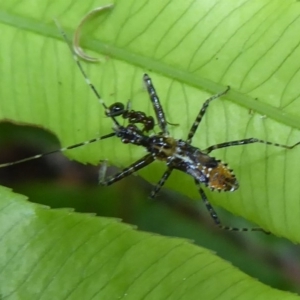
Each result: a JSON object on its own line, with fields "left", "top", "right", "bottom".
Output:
{"left": 107, "top": 102, "right": 125, "bottom": 117}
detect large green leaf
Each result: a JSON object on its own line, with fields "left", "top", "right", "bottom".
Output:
{"left": 1, "top": 0, "right": 300, "bottom": 298}
{"left": 0, "top": 185, "right": 299, "bottom": 300}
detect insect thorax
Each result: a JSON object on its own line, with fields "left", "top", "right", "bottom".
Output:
{"left": 125, "top": 132, "right": 239, "bottom": 193}
{"left": 114, "top": 124, "right": 150, "bottom": 146}
{"left": 148, "top": 136, "right": 178, "bottom": 159}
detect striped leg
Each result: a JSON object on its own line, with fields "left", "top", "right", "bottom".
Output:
{"left": 196, "top": 182, "right": 266, "bottom": 232}
{"left": 204, "top": 138, "right": 300, "bottom": 154}
{"left": 143, "top": 74, "right": 169, "bottom": 135}
{"left": 187, "top": 86, "right": 230, "bottom": 144}
{"left": 150, "top": 168, "right": 173, "bottom": 199}
{"left": 100, "top": 154, "right": 154, "bottom": 186}
{"left": 0, "top": 133, "right": 115, "bottom": 168}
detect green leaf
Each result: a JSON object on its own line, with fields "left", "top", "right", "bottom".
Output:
{"left": 1, "top": 0, "right": 300, "bottom": 297}
{"left": 0, "top": 185, "right": 299, "bottom": 300}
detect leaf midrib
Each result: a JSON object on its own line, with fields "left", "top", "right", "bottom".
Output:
{"left": 1, "top": 9, "right": 299, "bottom": 131}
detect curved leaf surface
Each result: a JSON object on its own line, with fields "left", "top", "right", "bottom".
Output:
{"left": 0, "top": 186, "right": 299, "bottom": 300}
{"left": 0, "top": 2, "right": 300, "bottom": 297}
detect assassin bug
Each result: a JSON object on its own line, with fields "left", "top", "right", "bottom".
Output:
{"left": 1, "top": 23, "right": 300, "bottom": 233}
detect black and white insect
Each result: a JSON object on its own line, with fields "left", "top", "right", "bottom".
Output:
{"left": 1, "top": 23, "right": 300, "bottom": 233}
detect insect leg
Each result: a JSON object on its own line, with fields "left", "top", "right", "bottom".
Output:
{"left": 100, "top": 153, "right": 154, "bottom": 185}
{"left": 204, "top": 138, "right": 300, "bottom": 154}
{"left": 143, "top": 74, "right": 169, "bottom": 135}
{"left": 186, "top": 86, "right": 230, "bottom": 144}
{"left": 149, "top": 168, "right": 173, "bottom": 199}
{"left": 0, "top": 133, "right": 115, "bottom": 168}
{"left": 196, "top": 183, "right": 266, "bottom": 232}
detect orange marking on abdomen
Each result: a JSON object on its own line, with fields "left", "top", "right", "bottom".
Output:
{"left": 205, "top": 163, "right": 238, "bottom": 191}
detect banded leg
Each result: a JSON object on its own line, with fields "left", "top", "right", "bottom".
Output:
{"left": 196, "top": 182, "right": 265, "bottom": 232}
{"left": 0, "top": 133, "right": 115, "bottom": 168}
{"left": 204, "top": 138, "right": 300, "bottom": 154}
{"left": 187, "top": 86, "right": 230, "bottom": 144}
{"left": 150, "top": 167, "right": 173, "bottom": 199}
{"left": 143, "top": 74, "right": 169, "bottom": 135}
{"left": 100, "top": 153, "right": 154, "bottom": 186}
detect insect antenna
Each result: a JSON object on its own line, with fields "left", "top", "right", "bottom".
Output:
{"left": 54, "top": 19, "right": 121, "bottom": 128}
{"left": 1, "top": 21, "right": 122, "bottom": 169}
{"left": 0, "top": 132, "right": 115, "bottom": 168}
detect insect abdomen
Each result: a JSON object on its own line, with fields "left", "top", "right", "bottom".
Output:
{"left": 175, "top": 144, "right": 239, "bottom": 192}
{"left": 202, "top": 161, "right": 239, "bottom": 192}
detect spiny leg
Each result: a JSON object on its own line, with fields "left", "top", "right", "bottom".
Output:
{"left": 0, "top": 133, "right": 115, "bottom": 168}
{"left": 143, "top": 74, "right": 169, "bottom": 135}
{"left": 204, "top": 138, "right": 300, "bottom": 154}
{"left": 54, "top": 19, "right": 121, "bottom": 127}
{"left": 150, "top": 167, "right": 173, "bottom": 199}
{"left": 196, "top": 182, "right": 265, "bottom": 232}
{"left": 186, "top": 86, "right": 230, "bottom": 144}
{"left": 100, "top": 154, "right": 154, "bottom": 186}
